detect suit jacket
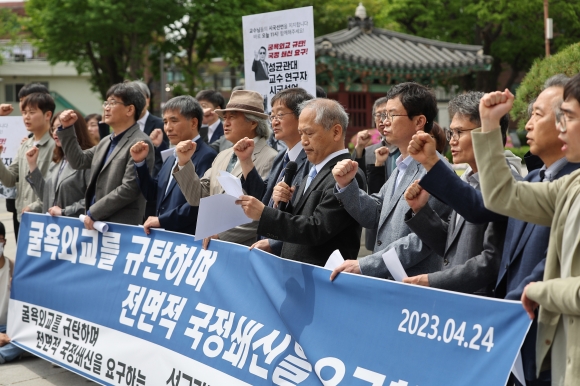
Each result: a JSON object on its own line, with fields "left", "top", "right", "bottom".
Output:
{"left": 143, "top": 113, "right": 168, "bottom": 177}
{"left": 336, "top": 154, "right": 452, "bottom": 278}
{"left": 473, "top": 128, "right": 580, "bottom": 385}
{"left": 405, "top": 198, "right": 506, "bottom": 296}
{"left": 136, "top": 138, "right": 216, "bottom": 234}
{"left": 26, "top": 160, "right": 90, "bottom": 217}
{"left": 200, "top": 121, "right": 224, "bottom": 144}
{"left": 173, "top": 137, "right": 277, "bottom": 245}
{"left": 258, "top": 152, "right": 365, "bottom": 265}
{"left": 242, "top": 148, "right": 309, "bottom": 206}
{"left": 352, "top": 143, "right": 400, "bottom": 250}
{"left": 58, "top": 123, "right": 155, "bottom": 225}
{"left": 252, "top": 59, "right": 269, "bottom": 81}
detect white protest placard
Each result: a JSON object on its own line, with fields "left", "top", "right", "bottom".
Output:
{"left": 242, "top": 7, "right": 316, "bottom": 112}
{"left": 0, "top": 117, "right": 29, "bottom": 198}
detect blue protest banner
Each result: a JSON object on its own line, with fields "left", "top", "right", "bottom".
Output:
{"left": 9, "top": 213, "right": 531, "bottom": 385}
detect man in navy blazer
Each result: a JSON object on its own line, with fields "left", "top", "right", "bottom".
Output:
{"left": 240, "top": 88, "right": 313, "bottom": 209}
{"left": 131, "top": 95, "right": 217, "bottom": 235}
{"left": 416, "top": 75, "right": 577, "bottom": 386}
{"left": 196, "top": 90, "right": 225, "bottom": 145}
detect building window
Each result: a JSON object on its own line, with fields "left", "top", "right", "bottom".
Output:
{"left": 5, "top": 82, "right": 49, "bottom": 102}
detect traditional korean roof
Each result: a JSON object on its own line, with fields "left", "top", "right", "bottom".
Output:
{"left": 315, "top": 26, "right": 493, "bottom": 85}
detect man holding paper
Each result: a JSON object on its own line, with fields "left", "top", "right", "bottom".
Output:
{"left": 235, "top": 98, "right": 366, "bottom": 266}
{"left": 172, "top": 90, "right": 277, "bottom": 246}
{"left": 130, "top": 95, "right": 216, "bottom": 235}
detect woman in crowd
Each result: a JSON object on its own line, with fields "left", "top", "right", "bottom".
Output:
{"left": 25, "top": 110, "right": 96, "bottom": 217}
{"left": 84, "top": 113, "right": 102, "bottom": 143}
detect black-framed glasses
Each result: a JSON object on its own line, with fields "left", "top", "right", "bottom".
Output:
{"left": 269, "top": 112, "right": 294, "bottom": 122}
{"left": 259, "top": 51, "right": 266, "bottom": 55}
{"left": 102, "top": 100, "right": 127, "bottom": 109}
{"left": 446, "top": 127, "right": 476, "bottom": 142}
{"left": 377, "top": 112, "right": 408, "bottom": 122}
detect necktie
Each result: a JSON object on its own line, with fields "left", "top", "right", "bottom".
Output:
{"left": 303, "top": 166, "right": 318, "bottom": 194}
{"left": 226, "top": 153, "right": 238, "bottom": 173}
{"left": 268, "top": 154, "right": 290, "bottom": 208}
{"left": 262, "top": 61, "right": 268, "bottom": 75}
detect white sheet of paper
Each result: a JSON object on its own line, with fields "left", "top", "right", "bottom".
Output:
{"left": 79, "top": 215, "right": 109, "bottom": 233}
{"left": 324, "top": 250, "right": 344, "bottom": 270}
{"left": 382, "top": 248, "right": 408, "bottom": 282}
{"left": 195, "top": 195, "right": 250, "bottom": 241}
{"left": 511, "top": 352, "right": 526, "bottom": 386}
{"left": 161, "top": 148, "right": 174, "bottom": 163}
{"left": 217, "top": 171, "right": 244, "bottom": 198}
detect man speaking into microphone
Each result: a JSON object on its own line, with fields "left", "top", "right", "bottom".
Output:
{"left": 236, "top": 98, "right": 366, "bottom": 266}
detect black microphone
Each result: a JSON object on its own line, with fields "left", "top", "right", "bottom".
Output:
{"left": 278, "top": 161, "right": 297, "bottom": 212}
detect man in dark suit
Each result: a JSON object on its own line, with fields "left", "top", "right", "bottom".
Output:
{"left": 236, "top": 98, "right": 366, "bottom": 266}
{"left": 196, "top": 90, "right": 226, "bottom": 145}
{"left": 58, "top": 83, "right": 155, "bottom": 228}
{"left": 251, "top": 47, "right": 269, "bottom": 81}
{"left": 239, "top": 88, "right": 313, "bottom": 216}
{"left": 402, "top": 91, "right": 517, "bottom": 296}
{"left": 130, "top": 96, "right": 217, "bottom": 235}
{"left": 413, "top": 75, "right": 575, "bottom": 386}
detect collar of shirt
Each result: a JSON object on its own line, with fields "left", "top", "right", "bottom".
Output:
{"left": 137, "top": 110, "right": 149, "bottom": 132}
{"left": 313, "top": 149, "right": 349, "bottom": 174}
{"left": 395, "top": 154, "right": 413, "bottom": 169}
{"left": 33, "top": 130, "right": 52, "bottom": 147}
{"left": 207, "top": 119, "right": 221, "bottom": 140}
{"left": 540, "top": 157, "right": 568, "bottom": 181}
{"left": 110, "top": 127, "right": 129, "bottom": 145}
{"left": 461, "top": 166, "right": 480, "bottom": 189}
{"left": 286, "top": 142, "right": 303, "bottom": 162}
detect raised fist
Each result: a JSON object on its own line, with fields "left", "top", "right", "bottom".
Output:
{"left": 59, "top": 110, "right": 78, "bottom": 128}
{"left": 130, "top": 141, "right": 150, "bottom": 163}
{"left": 175, "top": 140, "right": 197, "bottom": 166}
{"left": 332, "top": 159, "right": 358, "bottom": 189}
{"left": 150, "top": 128, "right": 164, "bottom": 147}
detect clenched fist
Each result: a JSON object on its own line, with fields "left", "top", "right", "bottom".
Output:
{"left": 130, "top": 141, "right": 150, "bottom": 163}
{"left": 175, "top": 140, "right": 197, "bottom": 166}
{"left": 332, "top": 159, "right": 358, "bottom": 189}
{"left": 150, "top": 128, "right": 164, "bottom": 147}
{"left": 59, "top": 110, "right": 78, "bottom": 128}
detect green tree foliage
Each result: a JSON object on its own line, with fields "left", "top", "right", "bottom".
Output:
{"left": 375, "top": 0, "right": 580, "bottom": 92}
{"left": 512, "top": 43, "right": 580, "bottom": 130}
{"left": 162, "top": 0, "right": 271, "bottom": 94}
{"left": 0, "top": 8, "right": 22, "bottom": 65}
{"left": 25, "top": 0, "right": 184, "bottom": 99}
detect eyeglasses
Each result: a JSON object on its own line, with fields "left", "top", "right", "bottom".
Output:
{"left": 554, "top": 109, "right": 578, "bottom": 133}
{"left": 374, "top": 112, "right": 408, "bottom": 122}
{"left": 102, "top": 100, "right": 127, "bottom": 109}
{"left": 446, "top": 128, "right": 476, "bottom": 142}
{"left": 269, "top": 112, "right": 294, "bottom": 122}
{"left": 259, "top": 51, "right": 266, "bottom": 55}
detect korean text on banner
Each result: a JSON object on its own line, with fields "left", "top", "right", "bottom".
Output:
{"left": 243, "top": 7, "right": 316, "bottom": 113}
{"left": 9, "top": 213, "right": 531, "bottom": 385}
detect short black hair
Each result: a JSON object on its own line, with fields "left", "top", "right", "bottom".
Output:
{"left": 386, "top": 82, "right": 438, "bottom": 132}
{"left": 564, "top": 73, "right": 580, "bottom": 105}
{"left": 316, "top": 86, "right": 327, "bottom": 98}
{"left": 18, "top": 83, "right": 49, "bottom": 99}
{"left": 105, "top": 83, "right": 145, "bottom": 121}
{"left": 195, "top": 90, "right": 225, "bottom": 110}
{"left": 21, "top": 92, "right": 56, "bottom": 117}
{"left": 0, "top": 221, "right": 5, "bottom": 237}
{"left": 271, "top": 88, "right": 314, "bottom": 117}
{"left": 162, "top": 96, "right": 204, "bottom": 130}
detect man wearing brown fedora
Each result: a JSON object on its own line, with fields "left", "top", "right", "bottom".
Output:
{"left": 172, "top": 90, "right": 277, "bottom": 246}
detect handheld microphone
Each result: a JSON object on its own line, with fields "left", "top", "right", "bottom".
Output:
{"left": 278, "top": 161, "right": 297, "bottom": 212}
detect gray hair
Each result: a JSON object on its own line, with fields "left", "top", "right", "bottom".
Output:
{"left": 244, "top": 113, "right": 270, "bottom": 138}
{"left": 448, "top": 91, "right": 485, "bottom": 126}
{"left": 131, "top": 80, "right": 151, "bottom": 99}
{"left": 298, "top": 98, "right": 349, "bottom": 138}
{"left": 543, "top": 74, "right": 570, "bottom": 90}
{"left": 372, "top": 96, "right": 389, "bottom": 128}
{"left": 162, "top": 95, "right": 203, "bottom": 130}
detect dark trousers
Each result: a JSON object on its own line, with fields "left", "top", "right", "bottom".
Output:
{"left": 6, "top": 198, "right": 19, "bottom": 242}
